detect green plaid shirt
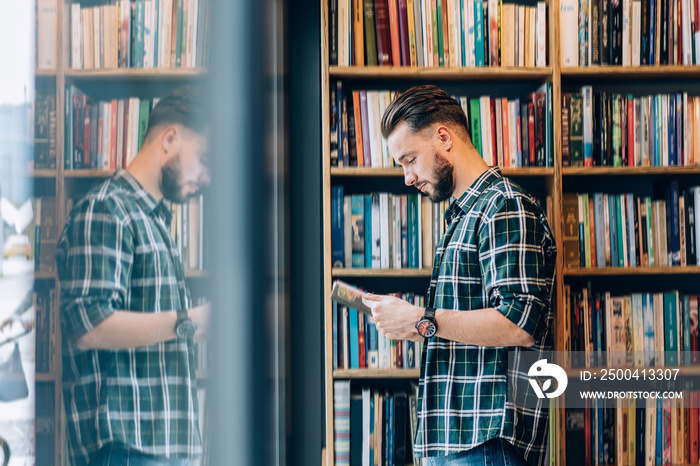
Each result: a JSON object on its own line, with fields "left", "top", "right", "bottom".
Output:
{"left": 415, "top": 167, "right": 556, "bottom": 465}
{"left": 57, "top": 170, "right": 201, "bottom": 466}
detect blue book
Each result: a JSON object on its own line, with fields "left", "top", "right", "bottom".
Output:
{"left": 474, "top": 1, "right": 485, "bottom": 66}
{"left": 364, "top": 195, "right": 372, "bottom": 267}
{"left": 351, "top": 195, "right": 365, "bottom": 267}
{"left": 594, "top": 193, "right": 606, "bottom": 267}
{"left": 331, "top": 186, "right": 345, "bottom": 267}
{"left": 669, "top": 96, "right": 676, "bottom": 165}
{"left": 609, "top": 194, "right": 619, "bottom": 267}
{"left": 676, "top": 94, "right": 682, "bottom": 166}
{"left": 649, "top": 0, "right": 656, "bottom": 65}
{"left": 408, "top": 194, "right": 419, "bottom": 268}
{"left": 348, "top": 307, "right": 359, "bottom": 369}
{"left": 626, "top": 194, "right": 636, "bottom": 267}
{"left": 333, "top": 301, "right": 338, "bottom": 370}
{"left": 669, "top": 181, "right": 681, "bottom": 265}
{"left": 597, "top": 400, "right": 605, "bottom": 466}
{"left": 153, "top": 0, "right": 159, "bottom": 68}
{"left": 616, "top": 196, "right": 624, "bottom": 267}
{"left": 663, "top": 291, "right": 679, "bottom": 366}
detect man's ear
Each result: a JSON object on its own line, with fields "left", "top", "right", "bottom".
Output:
{"left": 436, "top": 126, "right": 453, "bottom": 150}
{"left": 161, "top": 126, "right": 178, "bottom": 154}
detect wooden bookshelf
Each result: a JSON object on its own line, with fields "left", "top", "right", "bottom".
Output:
{"left": 63, "top": 67, "right": 207, "bottom": 80}
{"left": 321, "top": 0, "right": 700, "bottom": 463}
{"left": 333, "top": 369, "right": 421, "bottom": 379}
{"left": 63, "top": 169, "right": 114, "bottom": 178}
{"left": 331, "top": 267, "right": 433, "bottom": 278}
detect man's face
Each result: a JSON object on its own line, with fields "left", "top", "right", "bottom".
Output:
{"left": 388, "top": 123, "right": 455, "bottom": 203}
{"left": 161, "top": 129, "right": 210, "bottom": 204}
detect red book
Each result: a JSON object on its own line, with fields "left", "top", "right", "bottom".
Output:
{"left": 357, "top": 313, "right": 366, "bottom": 368}
{"left": 628, "top": 97, "right": 635, "bottom": 166}
{"left": 374, "top": 0, "right": 393, "bottom": 65}
{"left": 352, "top": 91, "right": 364, "bottom": 166}
{"left": 490, "top": 98, "right": 497, "bottom": 166}
{"left": 515, "top": 105, "right": 522, "bottom": 167}
{"left": 97, "top": 110, "right": 104, "bottom": 167}
{"left": 397, "top": 0, "right": 410, "bottom": 65}
{"left": 690, "top": 391, "right": 699, "bottom": 463}
{"left": 83, "top": 103, "right": 91, "bottom": 168}
{"left": 387, "top": 0, "right": 401, "bottom": 65}
{"left": 501, "top": 98, "right": 510, "bottom": 167}
{"left": 528, "top": 102, "right": 535, "bottom": 166}
{"left": 396, "top": 339, "right": 403, "bottom": 368}
{"left": 110, "top": 100, "right": 118, "bottom": 169}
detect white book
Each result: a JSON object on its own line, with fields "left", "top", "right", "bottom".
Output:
{"left": 157, "top": 0, "right": 166, "bottom": 66}
{"left": 622, "top": 0, "right": 631, "bottom": 65}
{"left": 633, "top": 98, "right": 640, "bottom": 166}
{"left": 94, "top": 6, "right": 102, "bottom": 69}
{"left": 416, "top": 193, "right": 423, "bottom": 268}
{"left": 560, "top": 0, "right": 578, "bottom": 66}
{"left": 494, "top": 99, "right": 504, "bottom": 166}
{"left": 37, "top": 0, "right": 58, "bottom": 69}
{"left": 116, "top": 100, "right": 125, "bottom": 169}
{"left": 82, "top": 8, "right": 92, "bottom": 69}
{"left": 103, "top": 6, "right": 118, "bottom": 69}
{"left": 479, "top": 96, "right": 493, "bottom": 165}
{"left": 127, "top": 97, "right": 140, "bottom": 167}
{"left": 378, "top": 333, "right": 391, "bottom": 368}
{"left": 529, "top": 6, "right": 536, "bottom": 67}
{"left": 143, "top": 1, "right": 152, "bottom": 68}
{"left": 508, "top": 100, "right": 518, "bottom": 167}
{"left": 361, "top": 387, "right": 370, "bottom": 466}
{"left": 379, "top": 193, "right": 390, "bottom": 269}
{"left": 164, "top": 0, "right": 173, "bottom": 67}
{"left": 338, "top": 0, "right": 350, "bottom": 66}
{"left": 365, "top": 91, "right": 383, "bottom": 168}
{"left": 394, "top": 195, "right": 402, "bottom": 268}
{"left": 378, "top": 91, "right": 393, "bottom": 167}
{"left": 452, "top": 0, "right": 462, "bottom": 66}
{"left": 190, "top": 0, "right": 200, "bottom": 67}
{"left": 536, "top": 2, "right": 547, "bottom": 66}
{"left": 682, "top": 0, "right": 693, "bottom": 64}
{"left": 632, "top": 0, "right": 641, "bottom": 66}
{"left": 71, "top": 3, "right": 82, "bottom": 69}
{"left": 518, "top": 6, "right": 525, "bottom": 66}
{"left": 102, "top": 101, "right": 111, "bottom": 169}
{"left": 466, "top": 0, "right": 476, "bottom": 66}
{"left": 414, "top": 0, "right": 424, "bottom": 66}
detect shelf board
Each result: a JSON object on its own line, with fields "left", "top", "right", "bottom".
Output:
{"left": 564, "top": 266, "right": 700, "bottom": 276}
{"left": 331, "top": 166, "right": 554, "bottom": 177}
{"left": 64, "top": 169, "right": 115, "bottom": 178}
{"left": 563, "top": 166, "right": 700, "bottom": 176}
{"left": 35, "top": 372, "right": 56, "bottom": 382}
{"left": 64, "top": 67, "right": 207, "bottom": 80}
{"left": 561, "top": 65, "right": 700, "bottom": 79}
{"left": 35, "top": 69, "right": 57, "bottom": 77}
{"left": 34, "top": 271, "right": 57, "bottom": 280}
{"left": 332, "top": 267, "right": 432, "bottom": 277}
{"left": 10, "top": 169, "right": 58, "bottom": 178}
{"left": 329, "top": 66, "right": 553, "bottom": 80}
{"left": 333, "top": 368, "right": 420, "bottom": 379}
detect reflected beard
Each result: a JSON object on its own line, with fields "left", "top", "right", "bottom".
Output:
{"left": 161, "top": 154, "right": 187, "bottom": 204}
{"left": 428, "top": 152, "right": 455, "bottom": 203}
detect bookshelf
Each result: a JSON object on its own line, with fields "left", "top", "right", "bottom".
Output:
{"left": 31, "top": 0, "right": 210, "bottom": 464}
{"left": 321, "top": 0, "right": 700, "bottom": 465}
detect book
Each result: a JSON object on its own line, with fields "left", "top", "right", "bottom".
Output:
{"left": 330, "top": 280, "right": 372, "bottom": 316}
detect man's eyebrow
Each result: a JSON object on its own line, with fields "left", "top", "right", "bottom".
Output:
{"left": 396, "top": 152, "right": 414, "bottom": 163}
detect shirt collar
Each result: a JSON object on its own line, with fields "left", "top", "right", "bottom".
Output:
{"left": 445, "top": 166, "right": 502, "bottom": 221}
{"left": 113, "top": 170, "right": 173, "bottom": 225}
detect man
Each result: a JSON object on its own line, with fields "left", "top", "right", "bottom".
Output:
{"left": 57, "top": 86, "right": 210, "bottom": 466}
{"left": 363, "top": 85, "right": 556, "bottom": 466}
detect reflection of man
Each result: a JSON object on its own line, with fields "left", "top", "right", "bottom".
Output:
{"left": 362, "top": 85, "right": 556, "bottom": 465}
{"left": 0, "top": 290, "right": 34, "bottom": 334}
{"left": 57, "top": 87, "right": 210, "bottom": 466}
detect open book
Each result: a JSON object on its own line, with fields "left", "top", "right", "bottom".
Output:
{"left": 330, "top": 280, "right": 372, "bottom": 316}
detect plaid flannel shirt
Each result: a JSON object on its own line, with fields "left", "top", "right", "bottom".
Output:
{"left": 415, "top": 167, "right": 556, "bottom": 465}
{"left": 57, "top": 170, "right": 201, "bottom": 466}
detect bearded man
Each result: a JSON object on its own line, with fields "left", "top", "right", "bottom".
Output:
{"left": 57, "top": 86, "right": 210, "bottom": 466}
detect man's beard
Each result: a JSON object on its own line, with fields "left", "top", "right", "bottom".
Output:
{"left": 427, "top": 152, "right": 455, "bottom": 203}
{"left": 161, "top": 154, "right": 188, "bottom": 204}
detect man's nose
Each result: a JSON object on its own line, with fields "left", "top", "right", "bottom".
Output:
{"left": 404, "top": 169, "right": 417, "bottom": 186}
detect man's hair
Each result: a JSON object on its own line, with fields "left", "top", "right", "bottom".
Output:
{"left": 143, "top": 85, "right": 208, "bottom": 143}
{"left": 380, "top": 85, "right": 470, "bottom": 142}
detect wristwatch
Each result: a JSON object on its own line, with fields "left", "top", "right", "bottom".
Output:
{"left": 175, "top": 315, "right": 197, "bottom": 340}
{"left": 415, "top": 307, "right": 438, "bottom": 338}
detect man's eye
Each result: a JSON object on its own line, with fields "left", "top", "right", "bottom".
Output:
{"left": 409, "top": 158, "right": 416, "bottom": 165}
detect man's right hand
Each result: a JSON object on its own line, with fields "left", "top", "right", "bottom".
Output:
{"left": 188, "top": 302, "right": 210, "bottom": 341}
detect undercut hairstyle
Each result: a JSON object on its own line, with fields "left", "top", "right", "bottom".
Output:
{"left": 380, "top": 85, "right": 471, "bottom": 142}
{"left": 143, "top": 85, "right": 208, "bottom": 143}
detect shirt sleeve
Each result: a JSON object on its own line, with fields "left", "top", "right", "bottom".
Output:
{"left": 478, "top": 194, "right": 556, "bottom": 341}
{"left": 57, "top": 195, "right": 134, "bottom": 345}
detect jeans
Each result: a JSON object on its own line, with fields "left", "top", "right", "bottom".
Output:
{"left": 88, "top": 444, "right": 193, "bottom": 466}
{"left": 422, "top": 438, "right": 529, "bottom": 466}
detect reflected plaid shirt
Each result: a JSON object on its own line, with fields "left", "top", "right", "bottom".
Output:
{"left": 415, "top": 167, "right": 556, "bottom": 466}
{"left": 57, "top": 171, "right": 201, "bottom": 466}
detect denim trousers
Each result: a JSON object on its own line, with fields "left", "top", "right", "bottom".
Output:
{"left": 88, "top": 444, "right": 193, "bottom": 466}
{"left": 422, "top": 438, "right": 529, "bottom": 466}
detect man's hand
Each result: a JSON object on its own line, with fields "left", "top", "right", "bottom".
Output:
{"left": 189, "top": 302, "right": 210, "bottom": 342}
{"left": 361, "top": 293, "right": 424, "bottom": 341}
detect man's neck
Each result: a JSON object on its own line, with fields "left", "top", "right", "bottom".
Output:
{"left": 451, "top": 148, "right": 490, "bottom": 199}
{"left": 126, "top": 149, "right": 164, "bottom": 202}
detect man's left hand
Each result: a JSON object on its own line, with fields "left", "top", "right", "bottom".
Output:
{"left": 361, "top": 294, "right": 424, "bottom": 341}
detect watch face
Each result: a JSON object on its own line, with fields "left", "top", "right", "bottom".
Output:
{"left": 176, "top": 319, "right": 197, "bottom": 339}
{"left": 416, "top": 319, "right": 437, "bottom": 338}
